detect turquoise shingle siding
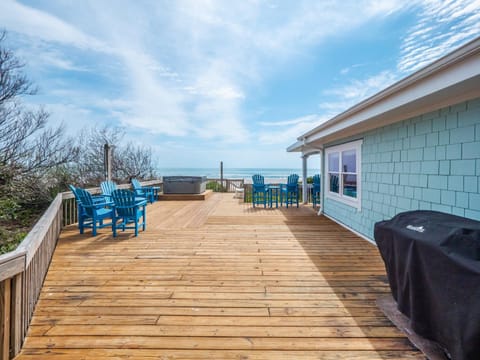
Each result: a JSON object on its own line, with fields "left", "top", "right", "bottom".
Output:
{"left": 323, "top": 98, "right": 480, "bottom": 240}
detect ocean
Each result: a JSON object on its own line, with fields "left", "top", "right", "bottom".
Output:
{"left": 156, "top": 168, "right": 320, "bottom": 183}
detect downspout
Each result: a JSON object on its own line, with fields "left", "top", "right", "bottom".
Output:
{"left": 302, "top": 155, "right": 308, "bottom": 204}
{"left": 319, "top": 149, "right": 325, "bottom": 216}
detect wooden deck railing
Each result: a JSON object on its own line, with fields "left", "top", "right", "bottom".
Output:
{"left": 0, "top": 194, "right": 62, "bottom": 360}
{"left": 0, "top": 179, "right": 162, "bottom": 359}
{"left": 206, "top": 178, "right": 244, "bottom": 193}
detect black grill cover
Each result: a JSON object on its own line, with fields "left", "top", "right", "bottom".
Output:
{"left": 374, "top": 210, "right": 480, "bottom": 360}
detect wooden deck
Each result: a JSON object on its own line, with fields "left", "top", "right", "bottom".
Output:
{"left": 15, "top": 193, "right": 424, "bottom": 359}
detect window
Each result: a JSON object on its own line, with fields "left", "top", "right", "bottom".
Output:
{"left": 325, "top": 139, "right": 362, "bottom": 209}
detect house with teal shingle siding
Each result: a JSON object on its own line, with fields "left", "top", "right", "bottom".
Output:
{"left": 288, "top": 37, "right": 480, "bottom": 242}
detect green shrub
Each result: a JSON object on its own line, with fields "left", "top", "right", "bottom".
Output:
{"left": 206, "top": 181, "right": 226, "bottom": 192}
{"left": 0, "top": 228, "right": 27, "bottom": 254}
{"left": 0, "top": 198, "right": 21, "bottom": 221}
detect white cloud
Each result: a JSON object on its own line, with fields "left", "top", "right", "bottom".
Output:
{"left": 398, "top": 0, "right": 480, "bottom": 73}
{"left": 191, "top": 97, "right": 248, "bottom": 144}
{"left": 320, "top": 70, "right": 399, "bottom": 113}
{"left": 43, "top": 102, "right": 99, "bottom": 136}
{"left": 4, "top": 0, "right": 478, "bottom": 167}
{"left": 0, "top": 0, "right": 109, "bottom": 52}
{"left": 248, "top": 0, "right": 406, "bottom": 56}
{"left": 260, "top": 115, "right": 319, "bottom": 127}
{"left": 257, "top": 69, "right": 398, "bottom": 146}
{"left": 185, "top": 85, "right": 245, "bottom": 100}
{"left": 1, "top": 0, "right": 412, "bottom": 145}
{"left": 17, "top": 44, "right": 90, "bottom": 72}
{"left": 257, "top": 114, "right": 328, "bottom": 145}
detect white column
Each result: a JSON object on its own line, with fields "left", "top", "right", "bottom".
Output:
{"left": 302, "top": 155, "right": 308, "bottom": 204}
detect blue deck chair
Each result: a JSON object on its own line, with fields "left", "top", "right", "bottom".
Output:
{"left": 131, "top": 178, "right": 156, "bottom": 203}
{"left": 252, "top": 174, "right": 268, "bottom": 208}
{"left": 112, "top": 189, "right": 147, "bottom": 237}
{"left": 74, "top": 187, "right": 114, "bottom": 236}
{"left": 69, "top": 185, "right": 108, "bottom": 232}
{"left": 312, "top": 174, "right": 321, "bottom": 208}
{"left": 100, "top": 180, "right": 118, "bottom": 202}
{"left": 101, "top": 180, "right": 147, "bottom": 203}
{"left": 281, "top": 174, "right": 299, "bottom": 208}
{"left": 330, "top": 174, "right": 339, "bottom": 193}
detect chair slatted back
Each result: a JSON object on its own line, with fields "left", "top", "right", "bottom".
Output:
{"left": 330, "top": 174, "right": 339, "bottom": 192}
{"left": 252, "top": 174, "right": 264, "bottom": 185}
{"left": 131, "top": 178, "right": 142, "bottom": 191}
{"left": 101, "top": 180, "right": 117, "bottom": 197}
{"left": 69, "top": 184, "right": 84, "bottom": 213}
{"left": 313, "top": 174, "right": 321, "bottom": 192}
{"left": 75, "top": 188, "right": 95, "bottom": 217}
{"left": 69, "top": 184, "right": 80, "bottom": 201}
{"left": 112, "top": 189, "right": 137, "bottom": 217}
{"left": 285, "top": 174, "right": 299, "bottom": 192}
{"left": 287, "top": 174, "right": 299, "bottom": 185}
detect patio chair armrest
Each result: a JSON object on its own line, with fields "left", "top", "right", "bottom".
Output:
{"left": 92, "top": 195, "right": 109, "bottom": 204}
{"left": 85, "top": 200, "right": 113, "bottom": 209}
{"left": 141, "top": 186, "right": 155, "bottom": 193}
{"left": 113, "top": 200, "right": 147, "bottom": 210}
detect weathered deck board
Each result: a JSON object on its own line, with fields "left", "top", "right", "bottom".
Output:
{"left": 15, "top": 193, "right": 424, "bottom": 359}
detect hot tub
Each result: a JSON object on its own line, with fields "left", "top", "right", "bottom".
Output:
{"left": 163, "top": 176, "right": 207, "bottom": 194}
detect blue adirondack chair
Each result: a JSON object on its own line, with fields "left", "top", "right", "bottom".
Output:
{"left": 73, "top": 187, "right": 114, "bottom": 236}
{"left": 281, "top": 174, "right": 299, "bottom": 208}
{"left": 131, "top": 178, "right": 156, "bottom": 203}
{"left": 312, "top": 174, "right": 321, "bottom": 208}
{"left": 111, "top": 189, "right": 147, "bottom": 237}
{"left": 330, "top": 174, "right": 339, "bottom": 193}
{"left": 100, "top": 180, "right": 117, "bottom": 202}
{"left": 252, "top": 174, "right": 268, "bottom": 208}
{"left": 101, "top": 180, "right": 148, "bottom": 203}
{"left": 69, "top": 185, "right": 108, "bottom": 232}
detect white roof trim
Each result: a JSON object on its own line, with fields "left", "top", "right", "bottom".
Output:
{"left": 288, "top": 37, "right": 480, "bottom": 152}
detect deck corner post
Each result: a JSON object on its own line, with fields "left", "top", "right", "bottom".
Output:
{"left": 0, "top": 278, "right": 11, "bottom": 360}
{"left": 11, "top": 274, "right": 22, "bottom": 356}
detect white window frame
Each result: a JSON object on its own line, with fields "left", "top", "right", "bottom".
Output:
{"left": 325, "top": 139, "right": 362, "bottom": 210}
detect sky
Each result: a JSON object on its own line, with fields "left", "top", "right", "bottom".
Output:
{"left": 1, "top": 0, "right": 479, "bottom": 170}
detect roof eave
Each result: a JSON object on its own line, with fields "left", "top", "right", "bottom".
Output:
{"left": 286, "top": 140, "right": 304, "bottom": 153}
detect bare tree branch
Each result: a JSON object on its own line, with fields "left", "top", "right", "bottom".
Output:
{"left": 0, "top": 31, "right": 77, "bottom": 205}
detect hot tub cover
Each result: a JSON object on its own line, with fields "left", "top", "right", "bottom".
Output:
{"left": 162, "top": 176, "right": 206, "bottom": 194}
{"left": 374, "top": 210, "right": 480, "bottom": 360}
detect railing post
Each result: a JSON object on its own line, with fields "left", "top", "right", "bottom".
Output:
{"left": 0, "top": 279, "right": 11, "bottom": 360}
{"left": 11, "top": 274, "right": 22, "bottom": 356}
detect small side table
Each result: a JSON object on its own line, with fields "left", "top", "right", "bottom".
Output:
{"left": 268, "top": 185, "right": 280, "bottom": 208}
{"left": 151, "top": 186, "right": 161, "bottom": 202}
